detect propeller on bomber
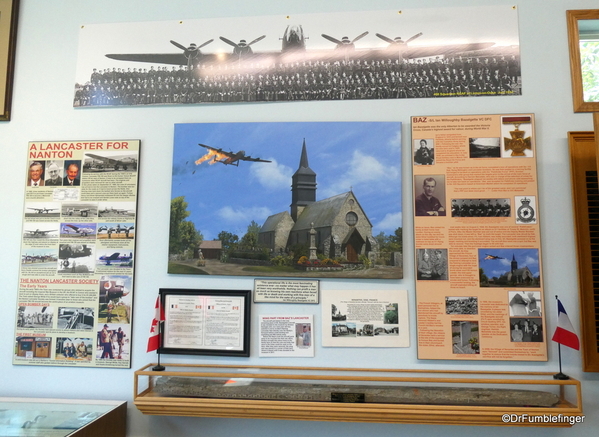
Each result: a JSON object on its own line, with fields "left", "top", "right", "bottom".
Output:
{"left": 375, "top": 32, "right": 423, "bottom": 60}
{"left": 375, "top": 32, "right": 423, "bottom": 46}
{"left": 321, "top": 31, "right": 369, "bottom": 50}
{"left": 170, "top": 39, "right": 214, "bottom": 68}
{"left": 219, "top": 35, "right": 266, "bottom": 57}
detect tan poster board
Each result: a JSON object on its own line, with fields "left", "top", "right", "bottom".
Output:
{"left": 14, "top": 140, "right": 139, "bottom": 368}
{"left": 412, "top": 114, "right": 547, "bottom": 361}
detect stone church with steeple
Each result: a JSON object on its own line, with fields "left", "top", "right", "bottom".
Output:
{"left": 496, "top": 253, "right": 536, "bottom": 285}
{"left": 258, "top": 140, "right": 378, "bottom": 262}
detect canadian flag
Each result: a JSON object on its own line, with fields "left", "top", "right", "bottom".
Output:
{"left": 147, "top": 296, "right": 164, "bottom": 352}
{"left": 551, "top": 299, "right": 580, "bottom": 351}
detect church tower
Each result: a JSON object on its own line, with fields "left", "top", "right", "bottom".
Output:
{"left": 290, "top": 139, "right": 317, "bottom": 222}
{"left": 511, "top": 253, "right": 518, "bottom": 272}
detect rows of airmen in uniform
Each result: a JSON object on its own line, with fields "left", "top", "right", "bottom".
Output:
{"left": 74, "top": 53, "right": 521, "bottom": 106}
{"left": 451, "top": 198, "right": 511, "bottom": 217}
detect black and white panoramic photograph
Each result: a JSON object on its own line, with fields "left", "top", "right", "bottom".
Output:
{"left": 451, "top": 198, "right": 511, "bottom": 217}
{"left": 74, "top": 6, "right": 521, "bottom": 107}
{"left": 468, "top": 137, "right": 500, "bottom": 158}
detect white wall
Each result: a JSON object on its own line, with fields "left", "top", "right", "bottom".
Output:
{"left": 1, "top": 0, "right": 598, "bottom": 436}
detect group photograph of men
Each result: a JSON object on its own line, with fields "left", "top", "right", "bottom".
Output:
{"left": 56, "top": 337, "right": 93, "bottom": 361}
{"left": 451, "top": 198, "right": 511, "bottom": 217}
{"left": 27, "top": 160, "right": 82, "bottom": 187}
{"left": 97, "top": 323, "right": 129, "bottom": 360}
{"left": 74, "top": 51, "right": 521, "bottom": 107}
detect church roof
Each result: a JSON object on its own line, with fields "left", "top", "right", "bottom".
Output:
{"left": 293, "top": 192, "right": 351, "bottom": 230}
{"left": 260, "top": 211, "right": 292, "bottom": 233}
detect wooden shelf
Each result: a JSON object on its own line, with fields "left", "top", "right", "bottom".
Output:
{"left": 134, "top": 364, "right": 583, "bottom": 427}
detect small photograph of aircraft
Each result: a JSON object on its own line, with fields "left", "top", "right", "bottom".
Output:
{"left": 21, "top": 248, "right": 58, "bottom": 267}
{"left": 97, "top": 250, "right": 133, "bottom": 267}
{"left": 24, "top": 202, "right": 61, "bottom": 218}
{"left": 196, "top": 144, "right": 272, "bottom": 167}
{"left": 97, "top": 223, "right": 135, "bottom": 239}
{"left": 27, "top": 207, "right": 58, "bottom": 214}
{"left": 97, "top": 201, "right": 136, "bottom": 218}
{"left": 56, "top": 307, "right": 95, "bottom": 330}
{"left": 62, "top": 202, "right": 97, "bottom": 218}
{"left": 58, "top": 243, "right": 95, "bottom": 273}
{"left": 83, "top": 151, "right": 138, "bottom": 172}
{"left": 99, "top": 275, "right": 131, "bottom": 306}
{"left": 23, "top": 222, "right": 58, "bottom": 239}
{"left": 483, "top": 253, "right": 505, "bottom": 261}
{"left": 60, "top": 223, "right": 97, "bottom": 238}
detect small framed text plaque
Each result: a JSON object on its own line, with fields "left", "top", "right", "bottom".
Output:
{"left": 254, "top": 279, "right": 319, "bottom": 303}
{"left": 159, "top": 288, "right": 251, "bottom": 357}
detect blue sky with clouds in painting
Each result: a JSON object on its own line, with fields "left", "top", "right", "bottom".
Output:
{"left": 170, "top": 122, "right": 401, "bottom": 241}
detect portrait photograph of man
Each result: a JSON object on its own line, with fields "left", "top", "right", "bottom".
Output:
{"left": 27, "top": 161, "right": 45, "bottom": 187}
{"left": 45, "top": 161, "right": 63, "bottom": 186}
{"left": 63, "top": 160, "right": 82, "bottom": 186}
{"left": 414, "top": 175, "right": 446, "bottom": 216}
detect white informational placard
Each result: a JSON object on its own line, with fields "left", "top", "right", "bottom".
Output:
{"left": 254, "top": 279, "right": 319, "bottom": 303}
{"left": 164, "top": 294, "right": 245, "bottom": 352}
{"left": 259, "top": 315, "right": 314, "bottom": 357}
{"left": 321, "top": 290, "right": 409, "bottom": 347}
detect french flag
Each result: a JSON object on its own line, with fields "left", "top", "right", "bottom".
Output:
{"left": 551, "top": 299, "right": 580, "bottom": 350}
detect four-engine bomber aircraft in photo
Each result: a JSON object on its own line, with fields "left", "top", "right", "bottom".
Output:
{"left": 104, "top": 25, "right": 496, "bottom": 70}
{"left": 84, "top": 153, "right": 138, "bottom": 171}
{"left": 62, "top": 224, "right": 96, "bottom": 237}
{"left": 24, "top": 228, "right": 58, "bottom": 238}
{"left": 27, "top": 207, "right": 58, "bottom": 214}
{"left": 98, "top": 252, "right": 133, "bottom": 266}
{"left": 196, "top": 144, "right": 272, "bottom": 166}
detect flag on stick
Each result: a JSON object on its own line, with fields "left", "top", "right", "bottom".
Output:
{"left": 551, "top": 299, "right": 580, "bottom": 350}
{"left": 147, "top": 296, "right": 164, "bottom": 352}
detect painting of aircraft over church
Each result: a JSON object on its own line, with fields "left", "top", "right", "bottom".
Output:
{"left": 478, "top": 248, "right": 540, "bottom": 288}
{"left": 74, "top": 6, "right": 521, "bottom": 107}
{"left": 169, "top": 121, "right": 402, "bottom": 279}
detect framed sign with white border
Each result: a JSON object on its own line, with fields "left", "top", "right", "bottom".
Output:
{"left": 159, "top": 288, "right": 251, "bottom": 357}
